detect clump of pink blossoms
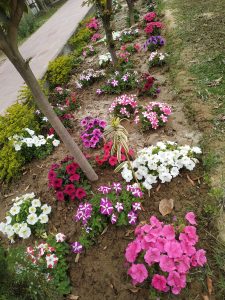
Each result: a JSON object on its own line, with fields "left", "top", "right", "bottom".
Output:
{"left": 125, "top": 212, "right": 207, "bottom": 295}
{"left": 109, "top": 94, "right": 138, "bottom": 119}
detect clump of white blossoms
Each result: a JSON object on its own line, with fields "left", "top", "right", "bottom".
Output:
{"left": 75, "top": 68, "right": 105, "bottom": 89}
{"left": 99, "top": 52, "right": 112, "bottom": 66}
{"left": 0, "top": 193, "right": 51, "bottom": 242}
{"left": 149, "top": 51, "right": 168, "bottom": 67}
{"left": 9, "top": 128, "right": 60, "bottom": 151}
{"left": 121, "top": 141, "right": 202, "bottom": 190}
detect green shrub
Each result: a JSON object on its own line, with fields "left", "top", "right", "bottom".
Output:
{"left": 0, "top": 103, "right": 39, "bottom": 181}
{"left": 68, "top": 27, "right": 92, "bottom": 50}
{"left": 46, "top": 55, "right": 74, "bottom": 89}
{"left": 0, "top": 245, "right": 61, "bottom": 300}
{"left": 18, "top": 10, "right": 36, "bottom": 40}
{"left": 18, "top": 79, "right": 49, "bottom": 103}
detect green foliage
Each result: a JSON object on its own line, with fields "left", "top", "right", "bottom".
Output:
{"left": 0, "top": 245, "right": 61, "bottom": 300}
{"left": 18, "top": 79, "right": 49, "bottom": 103}
{"left": 0, "top": 103, "right": 39, "bottom": 181}
{"left": 46, "top": 55, "right": 74, "bottom": 89}
{"left": 18, "top": 10, "right": 36, "bottom": 40}
{"left": 126, "top": 9, "right": 140, "bottom": 27}
{"left": 68, "top": 27, "right": 93, "bottom": 51}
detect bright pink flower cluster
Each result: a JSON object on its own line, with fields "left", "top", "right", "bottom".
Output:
{"left": 118, "top": 49, "right": 131, "bottom": 64}
{"left": 144, "top": 12, "right": 157, "bottom": 22}
{"left": 134, "top": 102, "right": 172, "bottom": 130}
{"left": 144, "top": 22, "right": 164, "bottom": 35}
{"left": 91, "top": 33, "right": 102, "bottom": 42}
{"left": 109, "top": 94, "right": 138, "bottom": 119}
{"left": 48, "top": 157, "right": 87, "bottom": 202}
{"left": 86, "top": 17, "right": 100, "bottom": 31}
{"left": 95, "top": 140, "right": 134, "bottom": 167}
{"left": 125, "top": 213, "right": 207, "bottom": 295}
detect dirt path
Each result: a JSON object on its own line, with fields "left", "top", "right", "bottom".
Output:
{"left": 0, "top": 0, "right": 90, "bottom": 114}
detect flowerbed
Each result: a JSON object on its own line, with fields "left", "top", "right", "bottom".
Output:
{"left": 0, "top": 193, "right": 51, "bottom": 241}
{"left": 134, "top": 102, "right": 172, "bottom": 130}
{"left": 80, "top": 116, "right": 107, "bottom": 148}
{"left": 48, "top": 156, "right": 90, "bottom": 202}
{"left": 149, "top": 51, "right": 167, "bottom": 68}
{"left": 138, "top": 73, "right": 160, "bottom": 96}
{"left": 121, "top": 141, "right": 201, "bottom": 189}
{"left": 74, "top": 183, "right": 143, "bottom": 247}
{"left": 99, "top": 52, "right": 112, "bottom": 67}
{"left": 82, "top": 45, "right": 97, "bottom": 57}
{"left": 108, "top": 94, "right": 138, "bottom": 119}
{"left": 125, "top": 213, "right": 207, "bottom": 295}
{"left": 144, "top": 21, "right": 164, "bottom": 35}
{"left": 75, "top": 69, "right": 105, "bottom": 89}
{"left": 119, "top": 29, "right": 139, "bottom": 43}
{"left": 143, "top": 35, "right": 165, "bottom": 51}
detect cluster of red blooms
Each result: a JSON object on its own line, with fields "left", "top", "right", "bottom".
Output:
{"left": 138, "top": 73, "right": 159, "bottom": 96}
{"left": 144, "top": 22, "right": 164, "bottom": 35}
{"left": 48, "top": 157, "right": 87, "bottom": 202}
{"left": 95, "top": 141, "right": 134, "bottom": 167}
{"left": 144, "top": 12, "right": 157, "bottom": 22}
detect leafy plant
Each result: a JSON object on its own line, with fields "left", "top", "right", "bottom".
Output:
{"left": 68, "top": 27, "right": 93, "bottom": 51}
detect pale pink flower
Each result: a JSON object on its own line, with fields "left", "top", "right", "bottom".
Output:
{"left": 151, "top": 274, "right": 168, "bottom": 292}
{"left": 125, "top": 241, "right": 142, "bottom": 263}
{"left": 185, "top": 212, "right": 197, "bottom": 225}
{"left": 128, "top": 263, "right": 148, "bottom": 285}
{"left": 159, "top": 255, "right": 176, "bottom": 272}
{"left": 164, "top": 240, "right": 183, "bottom": 258}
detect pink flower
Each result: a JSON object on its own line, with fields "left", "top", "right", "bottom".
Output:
{"left": 69, "top": 174, "right": 80, "bottom": 182}
{"left": 125, "top": 241, "right": 142, "bottom": 263}
{"left": 109, "top": 156, "right": 118, "bottom": 166}
{"left": 174, "top": 255, "right": 191, "bottom": 273}
{"left": 128, "top": 264, "right": 148, "bottom": 285}
{"left": 159, "top": 255, "right": 176, "bottom": 272}
{"left": 75, "top": 188, "right": 87, "bottom": 200}
{"left": 185, "top": 212, "right": 197, "bottom": 225}
{"left": 164, "top": 240, "right": 183, "bottom": 258}
{"left": 182, "top": 226, "right": 199, "bottom": 245}
{"left": 149, "top": 216, "right": 163, "bottom": 228}
{"left": 162, "top": 225, "right": 175, "bottom": 240}
{"left": 151, "top": 274, "right": 168, "bottom": 292}
{"left": 191, "top": 249, "right": 207, "bottom": 267}
{"left": 180, "top": 240, "right": 196, "bottom": 256}
{"left": 144, "top": 248, "right": 160, "bottom": 266}
{"left": 167, "top": 271, "right": 186, "bottom": 295}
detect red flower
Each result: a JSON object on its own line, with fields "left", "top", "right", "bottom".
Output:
{"left": 70, "top": 192, "right": 77, "bottom": 201}
{"left": 56, "top": 191, "right": 64, "bottom": 201}
{"left": 75, "top": 188, "right": 87, "bottom": 200}
{"left": 48, "top": 127, "right": 55, "bottom": 135}
{"left": 48, "top": 170, "right": 56, "bottom": 181}
{"left": 104, "top": 141, "right": 113, "bottom": 151}
{"left": 121, "top": 154, "right": 126, "bottom": 161}
{"left": 52, "top": 178, "right": 63, "bottom": 189}
{"left": 95, "top": 156, "right": 104, "bottom": 166}
{"left": 66, "top": 163, "right": 78, "bottom": 175}
{"left": 69, "top": 174, "right": 80, "bottom": 182}
{"left": 64, "top": 184, "right": 76, "bottom": 195}
{"left": 109, "top": 156, "right": 118, "bottom": 166}
{"left": 128, "top": 149, "right": 134, "bottom": 157}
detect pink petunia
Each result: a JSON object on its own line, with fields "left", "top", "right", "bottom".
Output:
{"left": 151, "top": 274, "right": 168, "bottom": 292}
{"left": 164, "top": 240, "right": 183, "bottom": 258}
{"left": 162, "top": 225, "right": 175, "bottom": 240}
{"left": 128, "top": 263, "right": 148, "bottom": 285}
{"left": 159, "top": 255, "right": 176, "bottom": 272}
{"left": 144, "top": 248, "right": 160, "bottom": 266}
{"left": 125, "top": 241, "right": 142, "bottom": 263}
{"left": 185, "top": 212, "right": 197, "bottom": 225}
{"left": 191, "top": 249, "right": 207, "bottom": 267}
{"left": 167, "top": 271, "right": 186, "bottom": 295}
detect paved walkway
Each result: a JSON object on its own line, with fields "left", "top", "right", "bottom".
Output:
{"left": 0, "top": 0, "right": 90, "bottom": 114}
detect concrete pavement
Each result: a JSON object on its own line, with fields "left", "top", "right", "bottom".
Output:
{"left": 0, "top": 0, "right": 90, "bottom": 114}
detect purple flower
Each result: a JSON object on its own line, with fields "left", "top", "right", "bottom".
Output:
{"left": 112, "top": 182, "right": 122, "bottom": 193}
{"left": 132, "top": 188, "right": 143, "bottom": 198}
{"left": 128, "top": 211, "right": 137, "bottom": 225}
{"left": 99, "top": 120, "right": 107, "bottom": 128}
{"left": 98, "top": 186, "right": 112, "bottom": 194}
{"left": 111, "top": 213, "right": 117, "bottom": 224}
{"left": 126, "top": 185, "right": 135, "bottom": 192}
{"left": 83, "top": 140, "right": 91, "bottom": 148}
{"left": 71, "top": 242, "right": 83, "bottom": 253}
{"left": 132, "top": 202, "right": 142, "bottom": 211}
{"left": 74, "top": 203, "right": 92, "bottom": 225}
{"left": 111, "top": 79, "right": 119, "bottom": 87}
{"left": 81, "top": 119, "right": 88, "bottom": 127}
{"left": 100, "top": 198, "right": 113, "bottom": 215}
{"left": 115, "top": 202, "right": 124, "bottom": 213}
{"left": 90, "top": 135, "right": 100, "bottom": 144}
{"left": 93, "top": 128, "right": 102, "bottom": 136}
{"left": 96, "top": 89, "right": 102, "bottom": 95}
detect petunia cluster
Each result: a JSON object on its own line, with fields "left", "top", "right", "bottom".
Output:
{"left": 149, "top": 51, "right": 168, "bottom": 68}
{"left": 121, "top": 141, "right": 201, "bottom": 190}
{"left": 143, "top": 11, "right": 157, "bottom": 22}
{"left": 82, "top": 45, "right": 96, "bottom": 57}
{"left": 109, "top": 94, "right": 138, "bottom": 119}
{"left": 144, "top": 22, "right": 164, "bottom": 35}
{"left": 48, "top": 156, "right": 88, "bottom": 202}
{"left": 120, "top": 43, "right": 141, "bottom": 54}
{"left": 75, "top": 69, "right": 105, "bottom": 89}
{"left": 91, "top": 32, "right": 102, "bottom": 42}
{"left": 119, "top": 28, "right": 139, "bottom": 43}
{"left": 134, "top": 102, "right": 172, "bottom": 130}
{"left": 117, "top": 49, "right": 131, "bottom": 64}
{"left": 53, "top": 86, "right": 77, "bottom": 110}
{"left": 138, "top": 73, "right": 160, "bottom": 96}
{"left": 0, "top": 193, "right": 51, "bottom": 241}
{"left": 86, "top": 17, "right": 100, "bottom": 31}
{"left": 80, "top": 116, "right": 107, "bottom": 148}
{"left": 143, "top": 35, "right": 165, "bottom": 52}
{"left": 99, "top": 52, "right": 112, "bottom": 67}
{"left": 97, "top": 70, "right": 139, "bottom": 95}
{"left": 10, "top": 128, "right": 60, "bottom": 152}
{"left": 125, "top": 213, "right": 207, "bottom": 295}
{"left": 95, "top": 140, "right": 134, "bottom": 167}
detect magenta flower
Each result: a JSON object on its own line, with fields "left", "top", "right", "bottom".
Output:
{"left": 162, "top": 225, "right": 175, "bottom": 240}
{"left": 132, "top": 188, "right": 143, "bottom": 198}
{"left": 111, "top": 79, "right": 118, "bottom": 87}
{"left": 96, "top": 89, "right": 102, "bottom": 95}
{"left": 115, "top": 202, "right": 124, "bottom": 213}
{"left": 167, "top": 271, "right": 186, "bottom": 295}
{"left": 185, "top": 212, "right": 197, "bottom": 225}
{"left": 132, "top": 202, "right": 141, "bottom": 211}
{"left": 98, "top": 186, "right": 111, "bottom": 194}
{"left": 71, "top": 241, "right": 83, "bottom": 253}
{"left": 111, "top": 213, "right": 117, "bottom": 224}
{"left": 100, "top": 198, "right": 113, "bottom": 215}
{"left": 125, "top": 241, "right": 142, "bottom": 263}
{"left": 151, "top": 274, "right": 168, "bottom": 292}
{"left": 191, "top": 249, "right": 207, "bottom": 267}
{"left": 112, "top": 182, "right": 122, "bottom": 193}
{"left": 144, "top": 248, "right": 160, "bottom": 266}
{"left": 159, "top": 255, "right": 176, "bottom": 272}
{"left": 128, "top": 264, "right": 148, "bottom": 285}
{"left": 164, "top": 240, "right": 183, "bottom": 258}
{"left": 128, "top": 211, "right": 137, "bottom": 225}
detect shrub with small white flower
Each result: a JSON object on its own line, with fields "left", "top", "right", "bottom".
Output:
{"left": 99, "top": 52, "right": 112, "bottom": 67}
{"left": 75, "top": 69, "right": 105, "bottom": 89}
{"left": 119, "top": 28, "right": 140, "bottom": 43}
{"left": 0, "top": 193, "right": 51, "bottom": 241}
{"left": 74, "top": 183, "right": 143, "bottom": 248}
{"left": 134, "top": 102, "right": 172, "bottom": 130}
{"left": 149, "top": 51, "right": 168, "bottom": 68}
{"left": 26, "top": 233, "right": 71, "bottom": 295}
{"left": 121, "top": 141, "right": 201, "bottom": 190}
{"left": 97, "top": 70, "right": 139, "bottom": 95}
{"left": 109, "top": 94, "right": 138, "bottom": 119}
{"left": 9, "top": 128, "right": 60, "bottom": 161}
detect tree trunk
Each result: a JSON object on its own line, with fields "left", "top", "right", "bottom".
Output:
{"left": 36, "top": 0, "right": 49, "bottom": 11}
{"left": 126, "top": 0, "right": 135, "bottom": 26}
{"left": 4, "top": 45, "right": 98, "bottom": 182}
{"left": 102, "top": 16, "right": 118, "bottom": 66}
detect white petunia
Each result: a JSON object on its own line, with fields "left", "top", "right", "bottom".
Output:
{"left": 41, "top": 204, "right": 51, "bottom": 215}
{"left": 39, "top": 214, "right": 49, "bottom": 224}
{"left": 52, "top": 139, "right": 60, "bottom": 147}
{"left": 32, "top": 199, "right": 41, "bottom": 207}
{"left": 9, "top": 205, "right": 20, "bottom": 216}
{"left": 18, "top": 226, "right": 31, "bottom": 239}
{"left": 27, "top": 213, "right": 38, "bottom": 225}
{"left": 12, "top": 223, "right": 21, "bottom": 234}
{"left": 29, "top": 206, "right": 36, "bottom": 214}
{"left": 5, "top": 216, "right": 12, "bottom": 224}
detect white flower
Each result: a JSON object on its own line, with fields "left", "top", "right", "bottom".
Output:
{"left": 29, "top": 206, "right": 36, "bottom": 214}
{"left": 13, "top": 223, "right": 21, "bottom": 234}
{"left": 52, "top": 139, "right": 60, "bottom": 147}
{"left": 121, "top": 168, "right": 133, "bottom": 182}
{"left": 192, "top": 147, "right": 202, "bottom": 154}
{"left": 42, "top": 117, "right": 48, "bottom": 122}
{"left": 32, "top": 199, "right": 41, "bottom": 207}
{"left": 0, "top": 222, "right": 6, "bottom": 234}
{"left": 46, "top": 254, "right": 58, "bottom": 268}
{"left": 41, "top": 204, "right": 51, "bottom": 215}
{"left": 5, "top": 216, "right": 12, "bottom": 224}
{"left": 39, "top": 214, "right": 49, "bottom": 224}
{"left": 18, "top": 226, "right": 31, "bottom": 239}
{"left": 5, "top": 224, "right": 14, "bottom": 238}
{"left": 27, "top": 213, "right": 39, "bottom": 225}
{"left": 170, "top": 167, "right": 179, "bottom": 177}
{"left": 25, "top": 128, "right": 35, "bottom": 136}
{"left": 14, "top": 143, "right": 22, "bottom": 151}
{"left": 55, "top": 233, "right": 66, "bottom": 243}
{"left": 9, "top": 205, "right": 20, "bottom": 216}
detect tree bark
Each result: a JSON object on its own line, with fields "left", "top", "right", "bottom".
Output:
{"left": 125, "top": 0, "right": 135, "bottom": 26}
{"left": 102, "top": 16, "right": 117, "bottom": 65}
{"left": 2, "top": 44, "right": 98, "bottom": 182}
